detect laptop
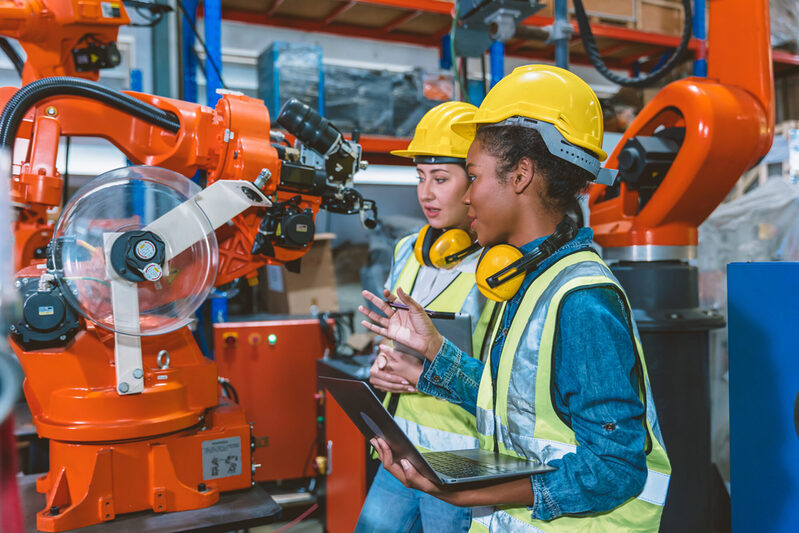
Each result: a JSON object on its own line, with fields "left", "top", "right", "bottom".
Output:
{"left": 393, "top": 312, "right": 474, "bottom": 360}
{"left": 320, "top": 376, "right": 555, "bottom": 485}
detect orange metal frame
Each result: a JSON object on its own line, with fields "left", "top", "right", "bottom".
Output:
{"left": 2, "top": 3, "right": 341, "bottom": 529}
{"left": 0, "top": 0, "right": 128, "bottom": 85}
{"left": 588, "top": 0, "right": 774, "bottom": 250}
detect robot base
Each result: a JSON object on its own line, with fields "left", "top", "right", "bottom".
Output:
{"left": 34, "top": 403, "right": 252, "bottom": 532}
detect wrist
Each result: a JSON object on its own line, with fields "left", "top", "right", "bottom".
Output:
{"left": 425, "top": 332, "right": 444, "bottom": 362}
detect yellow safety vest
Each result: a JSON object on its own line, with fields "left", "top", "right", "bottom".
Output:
{"left": 381, "top": 233, "right": 494, "bottom": 452}
{"left": 471, "top": 250, "right": 671, "bottom": 532}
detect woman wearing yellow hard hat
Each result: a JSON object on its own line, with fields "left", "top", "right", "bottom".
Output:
{"left": 355, "top": 101, "right": 494, "bottom": 533}
{"left": 360, "top": 65, "right": 671, "bottom": 532}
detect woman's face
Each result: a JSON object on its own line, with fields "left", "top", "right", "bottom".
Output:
{"left": 416, "top": 163, "right": 471, "bottom": 230}
{"left": 462, "top": 142, "right": 518, "bottom": 247}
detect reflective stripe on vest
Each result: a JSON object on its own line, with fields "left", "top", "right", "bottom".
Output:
{"left": 382, "top": 233, "right": 489, "bottom": 453}
{"left": 472, "top": 250, "right": 671, "bottom": 532}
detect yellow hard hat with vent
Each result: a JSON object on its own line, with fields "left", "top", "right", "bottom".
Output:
{"left": 453, "top": 64, "right": 607, "bottom": 162}
{"left": 392, "top": 101, "right": 478, "bottom": 162}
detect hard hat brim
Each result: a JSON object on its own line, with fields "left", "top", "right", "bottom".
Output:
{"left": 454, "top": 118, "right": 608, "bottom": 162}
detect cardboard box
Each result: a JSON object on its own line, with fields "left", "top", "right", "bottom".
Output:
{"left": 538, "top": 0, "right": 635, "bottom": 21}
{"left": 636, "top": 0, "right": 683, "bottom": 37}
{"left": 265, "top": 233, "right": 339, "bottom": 315}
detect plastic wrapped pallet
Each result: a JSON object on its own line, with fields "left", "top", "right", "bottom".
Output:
{"left": 323, "top": 65, "right": 394, "bottom": 136}
{"left": 771, "top": 0, "right": 799, "bottom": 52}
{"left": 390, "top": 70, "right": 453, "bottom": 138}
{"left": 698, "top": 179, "right": 799, "bottom": 484}
{"left": 257, "top": 42, "right": 323, "bottom": 119}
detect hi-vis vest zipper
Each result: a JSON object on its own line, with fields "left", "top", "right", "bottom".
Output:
{"left": 471, "top": 250, "right": 671, "bottom": 532}
{"left": 381, "top": 233, "right": 493, "bottom": 453}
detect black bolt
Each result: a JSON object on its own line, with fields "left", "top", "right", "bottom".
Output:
{"left": 197, "top": 483, "right": 207, "bottom": 492}
{"left": 49, "top": 506, "right": 60, "bottom": 516}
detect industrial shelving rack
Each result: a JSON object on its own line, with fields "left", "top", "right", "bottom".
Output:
{"left": 215, "top": 0, "right": 799, "bottom": 159}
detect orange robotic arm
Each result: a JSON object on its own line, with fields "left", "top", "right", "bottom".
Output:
{"left": 3, "top": 78, "right": 375, "bottom": 282}
{"left": 588, "top": 0, "right": 774, "bottom": 261}
{"left": 0, "top": 0, "right": 129, "bottom": 85}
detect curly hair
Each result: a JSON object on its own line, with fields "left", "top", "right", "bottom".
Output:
{"left": 474, "top": 125, "right": 594, "bottom": 215}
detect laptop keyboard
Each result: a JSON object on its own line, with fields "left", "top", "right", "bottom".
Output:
{"left": 423, "top": 451, "right": 511, "bottom": 479}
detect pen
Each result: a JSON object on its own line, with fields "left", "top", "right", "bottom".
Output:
{"left": 388, "top": 302, "right": 456, "bottom": 320}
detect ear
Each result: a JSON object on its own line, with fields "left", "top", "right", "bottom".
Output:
{"left": 512, "top": 156, "right": 535, "bottom": 194}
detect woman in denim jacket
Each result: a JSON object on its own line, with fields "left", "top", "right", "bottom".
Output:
{"left": 360, "top": 65, "right": 671, "bottom": 532}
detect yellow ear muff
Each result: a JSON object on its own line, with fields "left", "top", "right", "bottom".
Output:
{"left": 414, "top": 225, "right": 440, "bottom": 267}
{"left": 428, "top": 228, "right": 474, "bottom": 269}
{"left": 475, "top": 244, "right": 525, "bottom": 302}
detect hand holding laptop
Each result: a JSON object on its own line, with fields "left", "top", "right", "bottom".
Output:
{"left": 371, "top": 435, "right": 452, "bottom": 500}
{"left": 359, "top": 287, "right": 444, "bottom": 362}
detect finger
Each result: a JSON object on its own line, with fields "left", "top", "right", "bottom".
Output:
{"left": 358, "top": 305, "right": 390, "bottom": 328}
{"left": 362, "top": 290, "right": 395, "bottom": 317}
{"left": 400, "top": 459, "right": 438, "bottom": 492}
{"left": 375, "top": 438, "right": 395, "bottom": 467}
{"left": 370, "top": 378, "right": 413, "bottom": 394}
{"left": 383, "top": 289, "right": 397, "bottom": 303}
{"left": 370, "top": 368, "right": 409, "bottom": 385}
{"left": 361, "top": 320, "right": 390, "bottom": 338}
{"left": 375, "top": 354, "right": 387, "bottom": 370}
{"left": 396, "top": 287, "right": 427, "bottom": 314}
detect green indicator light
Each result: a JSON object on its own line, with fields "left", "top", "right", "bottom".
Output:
{"left": 267, "top": 333, "right": 277, "bottom": 345}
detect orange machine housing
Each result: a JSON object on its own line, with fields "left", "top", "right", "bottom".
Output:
{"left": 588, "top": 0, "right": 774, "bottom": 252}
{"left": 317, "top": 359, "right": 370, "bottom": 533}
{"left": 0, "top": 0, "right": 128, "bottom": 85}
{"left": 11, "top": 272, "right": 254, "bottom": 531}
{"left": 213, "top": 317, "right": 333, "bottom": 482}
{"left": 4, "top": 85, "right": 330, "bottom": 530}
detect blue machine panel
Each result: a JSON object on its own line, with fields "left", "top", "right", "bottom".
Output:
{"left": 728, "top": 262, "right": 799, "bottom": 532}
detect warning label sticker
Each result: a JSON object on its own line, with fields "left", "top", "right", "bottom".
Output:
{"left": 101, "top": 2, "right": 121, "bottom": 18}
{"left": 201, "top": 437, "right": 242, "bottom": 480}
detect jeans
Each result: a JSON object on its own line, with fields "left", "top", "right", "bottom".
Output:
{"left": 355, "top": 466, "right": 471, "bottom": 533}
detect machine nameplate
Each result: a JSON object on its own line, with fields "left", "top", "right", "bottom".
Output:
{"left": 201, "top": 437, "right": 242, "bottom": 480}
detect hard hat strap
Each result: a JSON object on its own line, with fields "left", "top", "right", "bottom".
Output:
{"left": 486, "top": 116, "right": 616, "bottom": 185}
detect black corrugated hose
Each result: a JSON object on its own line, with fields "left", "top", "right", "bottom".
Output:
{"left": 0, "top": 77, "right": 181, "bottom": 147}
{"left": 0, "top": 37, "right": 23, "bottom": 76}
{"left": 572, "top": 0, "right": 693, "bottom": 88}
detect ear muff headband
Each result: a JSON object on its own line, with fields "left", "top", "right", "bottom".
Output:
{"left": 443, "top": 242, "right": 482, "bottom": 265}
{"left": 475, "top": 217, "right": 579, "bottom": 302}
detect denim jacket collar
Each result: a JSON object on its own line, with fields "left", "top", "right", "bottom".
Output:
{"left": 520, "top": 227, "right": 596, "bottom": 288}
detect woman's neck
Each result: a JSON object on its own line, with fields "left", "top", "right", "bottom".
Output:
{"left": 506, "top": 209, "right": 560, "bottom": 248}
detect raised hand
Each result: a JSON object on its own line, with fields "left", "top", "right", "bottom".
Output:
{"left": 358, "top": 288, "right": 444, "bottom": 362}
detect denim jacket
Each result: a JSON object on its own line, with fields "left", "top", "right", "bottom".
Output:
{"left": 417, "top": 228, "right": 649, "bottom": 520}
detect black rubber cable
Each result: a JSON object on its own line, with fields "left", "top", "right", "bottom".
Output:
{"left": 572, "top": 0, "right": 693, "bottom": 88}
{"left": 0, "top": 77, "right": 180, "bottom": 147}
{"left": 0, "top": 37, "right": 24, "bottom": 77}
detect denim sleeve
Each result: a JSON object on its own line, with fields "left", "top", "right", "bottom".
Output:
{"left": 416, "top": 338, "right": 484, "bottom": 415}
{"left": 530, "top": 287, "right": 648, "bottom": 520}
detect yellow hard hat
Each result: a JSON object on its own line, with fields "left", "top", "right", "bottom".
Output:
{"left": 391, "top": 101, "right": 478, "bottom": 161}
{"left": 453, "top": 65, "right": 607, "bottom": 161}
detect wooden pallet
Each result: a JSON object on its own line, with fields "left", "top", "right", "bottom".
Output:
{"left": 538, "top": 0, "right": 636, "bottom": 26}
{"left": 538, "top": 0, "right": 685, "bottom": 36}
